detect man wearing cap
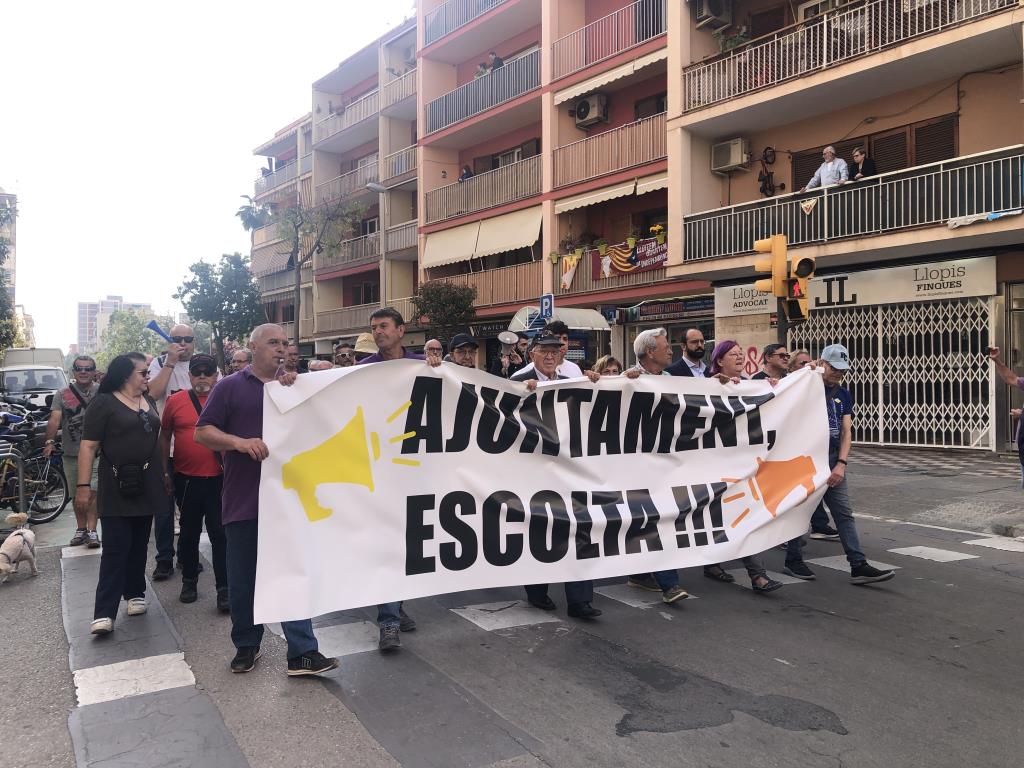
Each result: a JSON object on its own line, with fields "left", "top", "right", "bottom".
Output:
{"left": 448, "top": 333, "right": 478, "bottom": 368}
{"left": 510, "top": 333, "right": 603, "bottom": 618}
{"left": 513, "top": 320, "right": 584, "bottom": 379}
{"left": 783, "top": 344, "right": 896, "bottom": 584}
{"left": 159, "top": 354, "right": 228, "bottom": 611}
{"left": 333, "top": 342, "right": 356, "bottom": 368}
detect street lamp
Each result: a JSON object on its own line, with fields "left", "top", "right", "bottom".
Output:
{"left": 366, "top": 181, "right": 389, "bottom": 305}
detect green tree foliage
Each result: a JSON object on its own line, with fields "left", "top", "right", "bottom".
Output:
{"left": 410, "top": 281, "right": 477, "bottom": 346}
{"left": 0, "top": 198, "right": 18, "bottom": 352}
{"left": 175, "top": 253, "right": 266, "bottom": 369}
{"left": 95, "top": 310, "right": 174, "bottom": 371}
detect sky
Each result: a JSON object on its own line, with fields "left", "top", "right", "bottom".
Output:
{"left": 2, "top": 0, "right": 416, "bottom": 350}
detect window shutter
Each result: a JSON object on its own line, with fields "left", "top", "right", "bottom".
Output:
{"left": 869, "top": 129, "right": 909, "bottom": 174}
{"left": 520, "top": 138, "right": 540, "bottom": 158}
{"left": 913, "top": 115, "right": 957, "bottom": 166}
{"left": 473, "top": 155, "right": 492, "bottom": 175}
{"left": 792, "top": 151, "right": 822, "bottom": 189}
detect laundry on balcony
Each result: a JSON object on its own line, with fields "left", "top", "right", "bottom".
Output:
{"left": 947, "top": 209, "right": 1022, "bottom": 229}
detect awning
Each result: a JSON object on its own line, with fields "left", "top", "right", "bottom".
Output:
{"left": 422, "top": 220, "right": 480, "bottom": 269}
{"left": 475, "top": 206, "right": 542, "bottom": 258}
{"left": 554, "top": 49, "right": 669, "bottom": 105}
{"left": 509, "top": 307, "right": 611, "bottom": 333}
{"left": 636, "top": 171, "right": 669, "bottom": 195}
{"left": 251, "top": 244, "right": 291, "bottom": 277}
{"left": 554, "top": 181, "right": 636, "bottom": 214}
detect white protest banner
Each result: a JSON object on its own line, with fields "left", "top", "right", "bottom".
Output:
{"left": 254, "top": 362, "right": 830, "bottom": 624}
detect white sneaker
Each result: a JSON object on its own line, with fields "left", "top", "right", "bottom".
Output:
{"left": 126, "top": 597, "right": 148, "bottom": 616}
{"left": 91, "top": 617, "right": 113, "bottom": 635}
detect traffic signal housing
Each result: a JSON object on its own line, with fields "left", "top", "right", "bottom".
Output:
{"left": 753, "top": 235, "right": 788, "bottom": 298}
{"left": 784, "top": 256, "right": 816, "bottom": 322}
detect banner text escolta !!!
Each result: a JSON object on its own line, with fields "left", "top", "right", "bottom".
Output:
{"left": 254, "top": 362, "right": 829, "bottom": 623}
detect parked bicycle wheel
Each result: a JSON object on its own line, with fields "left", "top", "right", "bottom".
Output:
{"left": 26, "top": 460, "right": 69, "bottom": 525}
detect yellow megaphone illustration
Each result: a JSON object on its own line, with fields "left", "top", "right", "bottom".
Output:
{"left": 282, "top": 406, "right": 378, "bottom": 522}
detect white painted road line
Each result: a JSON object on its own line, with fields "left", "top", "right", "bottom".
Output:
{"left": 728, "top": 569, "right": 807, "bottom": 589}
{"left": 805, "top": 556, "right": 901, "bottom": 573}
{"left": 451, "top": 601, "right": 562, "bottom": 631}
{"left": 595, "top": 583, "right": 699, "bottom": 608}
{"left": 962, "top": 537, "right": 1024, "bottom": 553}
{"left": 61, "top": 546, "right": 101, "bottom": 559}
{"left": 887, "top": 546, "right": 979, "bottom": 563}
{"left": 315, "top": 621, "right": 381, "bottom": 657}
{"left": 73, "top": 652, "right": 195, "bottom": 707}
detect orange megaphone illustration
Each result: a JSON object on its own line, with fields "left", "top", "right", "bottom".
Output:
{"left": 752, "top": 455, "right": 817, "bottom": 518}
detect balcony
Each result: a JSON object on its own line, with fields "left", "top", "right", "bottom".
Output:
{"left": 683, "top": 0, "right": 1017, "bottom": 114}
{"left": 427, "top": 260, "right": 543, "bottom": 307}
{"left": 424, "top": 0, "right": 511, "bottom": 45}
{"left": 381, "top": 68, "right": 416, "bottom": 112}
{"left": 390, "top": 297, "right": 420, "bottom": 326}
{"left": 252, "top": 224, "right": 280, "bottom": 247}
{"left": 254, "top": 159, "right": 298, "bottom": 195}
{"left": 315, "top": 232, "right": 382, "bottom": 273}
{"left": 552, "top": 0, "right": 666, "bottom": 81}
{"left": 682, "top": 147, "right": 1024, "bottom": 262}
{"left": 314, "top": 90, "right": 379, "bottom": 147}
{"left": 553, "top": 112, "right": 666, "bottom": 188}
{"left": 281, "top": 318, "right": 313, "bottom": 339}
{"left": 385, "top": 220, "right": 418, "bottom": 253}
{"left": 300, "top": 153, "right": 312, "bottom": 175}
{"left": 426, "top": 50, "right": 540, "bottom": 135}
{"left": 315, "top": 162, "right": 379, "bottom": 204}
{"left": 316, "top": 303, "right": 377, "bottom": 335}
{"left": 426, "top": 155, "right": 541, "bottom": 224}
{"left": 381, "top": 146, "right": 417, "bottom": 182}
{"left": 258, "top": 267, "right": 312, "bottom": 294}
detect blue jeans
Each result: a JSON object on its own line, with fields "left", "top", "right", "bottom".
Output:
{"left": 810, "top": 501, "right": 832, "bottom": 533}
{"left": 224, "top": 519, "right": 317, "bottom": 658}
{"left": 377, "top": 602, "right": 401, "bottom": 629}
{"left": 787, "top": 453, "right": 865, "bottom": 566}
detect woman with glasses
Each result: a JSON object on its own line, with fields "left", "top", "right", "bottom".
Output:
{"left": 78, "top": 353, "right": 164, "bottom": 636}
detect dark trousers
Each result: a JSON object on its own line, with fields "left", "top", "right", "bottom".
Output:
{"left": 94, "top": 515, "right": 153, "bottom": 620}
{"left": 525, "top": 581, "right": 593, "bottom": 608}
{"left": 224, "top": 519, "right": 317, "bottom": 658}
{"left": 154, "top": 457, "right": 175, "bottom": 564}
{"left": 173, "top": 474, "right": 226, "bottom": 587}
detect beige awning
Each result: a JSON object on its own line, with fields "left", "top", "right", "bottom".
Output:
{"left": 554, "top": 49, "right": 669, "bottom": 105}
{"left": 636, "top": 171, "right": 669, "bottom": 196}
{"left": 422, "top": 220, "right": 480, "bottom": 269}
{"left": 251, "top": 243, "right": 291, "bottom": 276}
{"left": 554, "top": 181, "right": 636, "bottom": 214}
{"left": 509, "top": 307, "right": 611, "bottom": 332}
{"left": 475, "top": 206, "right": 542, "bottom": 258}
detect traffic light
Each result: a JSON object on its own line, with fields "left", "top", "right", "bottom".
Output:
{"left": 753, "top": 235, "right": 788, "bottom": 298}
{"left": 784, "top": 256, "right": 816, "bottom": 322}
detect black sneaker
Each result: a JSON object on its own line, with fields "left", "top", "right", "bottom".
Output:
{"left": 287, "top": 650, "right": 339, "bottom": 677}
{"left": 230, "top": 646, "right": 261, "bottom": 673}
{"left": 626, "top": 574, "right": 661, "bottom": 592}
{"left": 809, "top": 527, "right": 840, "bottom": 541}
{"left": 179, "top": 579, "right": 198, "bottom": 604}
{"left": 567, "top": 602, "right": 602, "bottom": 619}
{"left": 850, "top": 563, "right": 896, "bottom": 585}
{"left": 783, "top": 561, "right": 816, "bottom": 580}
{"left": 399, "top": 607, "right": 416, "bottom": 632}
{"left": 379, "top": 625, "right": 401, "bottom": 653}
{"left": 216, "top": 587, "right": 230, "bottom": 614}
{"left": 152, "top": 561, "right": 174, "bottom": 581}
{"left": 527, "top": 595, "right": 556, "bottom": 611}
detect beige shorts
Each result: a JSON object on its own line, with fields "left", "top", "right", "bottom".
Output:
{"left": 63, "top": 455, "right": 99, "bottom": 491}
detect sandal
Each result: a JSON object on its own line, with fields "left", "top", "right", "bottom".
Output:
{"left": 751, "top": 576, "right": 783, "bottom": 593}
{"left": 703, "top": 565, "right": 735, "bottom": 583}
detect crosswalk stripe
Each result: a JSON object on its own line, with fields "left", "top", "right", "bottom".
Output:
{"left": 73, "top": 652, "right": 195, "bottom": 707}
{"left": 595, "top": 583, "right": 699, "bottom": 607}
{"left": 962, "top": 537, "right": 1024, "bottom": 553}
{"left": 451, "top": 600, "right": 562, "bottom": 631}
{"left": 728, "top": 569, "right": 808, "bottom": 588}
{"left": 887, "top": 546, "right": 979, "bottom": 562}
{"left": 805, "top": 556, "right": 901, "bottom": 572}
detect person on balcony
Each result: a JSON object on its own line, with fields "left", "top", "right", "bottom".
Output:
{"left": 799, "top": 145, "right": 848, "bottom": 192}
{"left": 458, "top": 165, "right": 474, "bottom": 183}
{"left": 850, "top": 147, "right": 876, "bottom": 180}
{"left": 487, "top": 51, "right": 504, "bottom": 71}
{"left": 473, "top": 62, "right": 488, "bottom": 79}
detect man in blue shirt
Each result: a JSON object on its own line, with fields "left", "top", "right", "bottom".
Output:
{"left": 800, "top": 145, "right": 849, "bottom": 192}
{"left": 783, "top": 345, "right": 896, "bottom": 584}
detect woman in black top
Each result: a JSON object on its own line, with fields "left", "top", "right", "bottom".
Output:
{"left": 79, "top": 353, "right": 165, "bottom": 635}
{"left": 851, "top": 147, "right": 876, "bottom": 180}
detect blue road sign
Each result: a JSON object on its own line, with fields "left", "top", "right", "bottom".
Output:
{"left": 539, "top": 293, "right": 554, "bottom": 320}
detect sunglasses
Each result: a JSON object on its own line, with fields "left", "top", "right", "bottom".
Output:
{"left": 73, "top": 366, "right": 96, "bottom": 372}
{"left": 171, "top": 336, "right": 195, "bottom": 344}
{"left": 775, "top": 352, "right": 791, "bottom": 359}
{"left": 138, "top": 409, "right": 153, "bottom": 433}
{"left": 335, "top": 352, "right": 354, "bottom": 358}
{"left": 191, "top": 368, "right": 216, "bottom": 377}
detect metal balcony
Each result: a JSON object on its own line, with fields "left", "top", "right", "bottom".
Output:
{"left": 315, "top": 303, "right": 378, "bottom": 334}
{"left": 426, "top": 50, "right": 540, "bottom": 134}
{"left": 381, "top": 146, "right": 417, "bottom": 182}
{"left": 427, "top": 260, "right": 543, "bottom": 307}
{"left": 381, "top": 68, "right": 416, "bottom": 110}
{"left": 424, "top": 0, "right": 511, "bottom": 45}
{"left": 315, "top": 162, "right": 380, "bottom": 204}
{"left": 314, "top": 90, "right": 380, "bottom": 144}
{"left": 314, "top": 232, "right": 382, "bottom": 273}
{"left": 254, "top": 159, "right": 298, "bottom": 195}
{"left": 553, "top": 112, "right": 666, "bottom": 188}
{"left": 552, "top": 0, "right": 666, "bottom": 81}
{"left": 425, "top": 155, "right": 541, "bottom": 224}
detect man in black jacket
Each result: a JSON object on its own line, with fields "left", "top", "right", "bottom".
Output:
{"left": 665, "top": 328, "right": 709, "bottom": 377}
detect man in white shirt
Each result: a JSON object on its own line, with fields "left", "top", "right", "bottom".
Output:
{"left": 513, "top": 320, "right": 584, "bottom": 378}
{"left": 800, "top": 145, "right": 848, "bottom": 192}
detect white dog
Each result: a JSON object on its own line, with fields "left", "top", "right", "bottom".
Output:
{"left": 0, "top": 513, "right": 37, "bottom": 583}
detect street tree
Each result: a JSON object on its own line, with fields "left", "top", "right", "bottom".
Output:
{"left": 0, "top": 197, "right": 18, "bottom": 352}
{"left": 175, "top": 253, "right": 265, "bottom": 370}
{"left": 95, "top": 310, "right": 174, "bottom": 370}
{"left": 410, "top": 281, "right": 477, "bottom": 347}
{"left": 236, "top": 191, "right": 363, "bottom": 346}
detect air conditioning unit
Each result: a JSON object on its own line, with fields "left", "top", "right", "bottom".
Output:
{"left": 695, "top": 0, "right": 732, "bottom": 30}
{"left": 711, "top": 138, "right": 750, "bottom": 173}
{"left": 574, "top": 93, "right": 608, "bottom": 129}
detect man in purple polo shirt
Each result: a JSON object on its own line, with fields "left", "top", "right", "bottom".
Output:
{"left": 195, "top": 323, "right": 339, "bottom": 677}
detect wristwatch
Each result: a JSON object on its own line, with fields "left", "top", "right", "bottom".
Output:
{"left": 44, "top": 439, "right": 56, "bottom": 445}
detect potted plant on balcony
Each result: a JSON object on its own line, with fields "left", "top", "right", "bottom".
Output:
{"left": 626, "top": 227, "right": 641, "bottom": 251}
{"left": 650, "top": 223, "right": 666, "bottom": 245}
{"left": 593, "top": 237, "right": 609, "bottom": 255}
{"left": 712, "top": 26, "right": 750, "bottom": 53}
{"left": 559, "top": 233, "right": 577, "bottom": 255}
{"left": 548, "top": 250, "right": 560, "bottom": 264}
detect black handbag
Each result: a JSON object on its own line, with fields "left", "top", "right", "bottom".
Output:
{"left": 104, "top": 405, "right": 158, "bottom": 498}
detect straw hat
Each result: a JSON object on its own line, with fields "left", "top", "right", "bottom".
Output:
{"left": 354, "top": 332, "right": 378, "bottom": 355}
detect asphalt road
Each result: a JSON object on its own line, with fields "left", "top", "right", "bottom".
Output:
{"left": 3, "top": 446, "right": 1023, "bottom": 768}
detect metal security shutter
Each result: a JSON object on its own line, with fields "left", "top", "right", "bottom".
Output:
{"left": 868, "top": 128, "right": 909, "bottom": 174}
{"left": 912, "top": 115, "right": 958, "bottom": 166}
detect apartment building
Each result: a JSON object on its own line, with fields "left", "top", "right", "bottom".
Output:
{"left": 0, "top": 189, "right": 15, "bottom": 303}
{"left": 77, "top": 295, "right": 153, "bottom": 353}
{"left": 251, "top": 0, "right": 1022, "bottom": 450}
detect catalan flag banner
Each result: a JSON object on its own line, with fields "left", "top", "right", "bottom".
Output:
{"left": 254, "top": 362, "right": 830, "bottom": 623}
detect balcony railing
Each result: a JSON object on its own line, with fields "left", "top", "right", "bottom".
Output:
{"left": 382, "top": 146, "right": 417, "bottom": 182}
{"left": 427, "top": 261, "right": 543, "bottom": 307}
{"left": 315, "top": 162, "right": 380, "bottom": 204}
{"left": 252, "top": 224, "right": 281, "bottom": 247}
{"left": 424, "top": 0, "right": 510, "bottom": 45}
{"left": 314, "top": 89, "right": 380, "bottom": 143}
{"left": 316, "top": 303, "right": 378, "bottom": 334}
{"left": 426, "top": 155, "right": 542, "bottom": 224}
{"left": 300, "top": 153, "right": 312, "bottom": 174}
{"left": 381, "top": 68, "right": 417, "bottom": 109}
{"left": 390, "top": 297, "right": 420, "bottom": 326}
{"left": 553, "top": 112, "right": 666, "bottom": 188}
{"left": 385, "top": 220, "right": 417, "bottom": 252}
{"left": 280, "top": 318, "right": 313, "bottom": 339}
{"left": 254, "top": 159, "right": 298, "bottom": 194}
{"left": 258, "top": 267, "right": 312, "bottom": 294}
{"left": 683, "top": 147, "right": 1024, "bottom": 262}
{"left": 552, "top": 0, "right": 667, "bottom": 80}
{"left": 553, "top": 260, "right": 669, "bottom": 296}
{"left": 683, "top": 0, "right": 1017, "bottom": 113}
{"left": 426, "top": 50, "right": 540, "bottom": 134}
{"left": 315, "top": 232, "right": 382, "bottom": 272}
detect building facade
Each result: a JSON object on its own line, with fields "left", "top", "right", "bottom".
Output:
{"left": 251, "top": 0, "right": 1023, "bottom": 450}
{"left": 0, "top": 190, "right": 15, "bottom": 303}
{"left": 77, "top": 295, "right": 153, "bottom": 353}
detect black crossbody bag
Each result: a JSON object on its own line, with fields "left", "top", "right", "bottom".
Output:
{"left": 105, "top": 402, "right": 158, "bottom": 498}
